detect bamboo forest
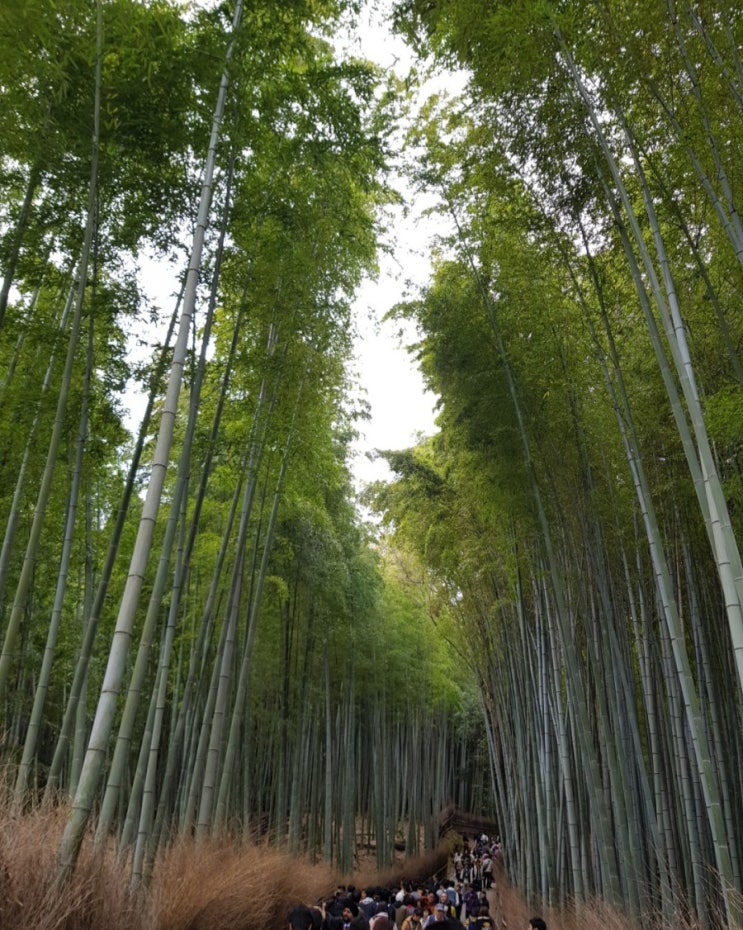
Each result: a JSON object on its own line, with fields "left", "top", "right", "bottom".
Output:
{"left": 1, "top": 0, "right": 742, "bottom": 928}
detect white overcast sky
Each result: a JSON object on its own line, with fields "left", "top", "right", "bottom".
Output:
{"left": 340, "top": 3, "right": 467, "bottom": 490}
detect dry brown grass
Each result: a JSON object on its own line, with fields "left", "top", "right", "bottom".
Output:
{"left": 488, "top": 868, "right": 742, "bottom": 930}
{"left": 0, "top": 799, "right": 738, "bottom": 930}
{"left": 154, "top": 838, "right": 337, "bottom": 930}
{"left": 0, "top": 800, "right": 151, "bottom": 930}
{"left": 0, "top": 801, "right": 454, "bottom": 929}
{"left": 354, "top": 843, "right": 452, "bottom": 891}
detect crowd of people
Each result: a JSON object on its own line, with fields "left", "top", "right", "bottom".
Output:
{"left": 452, "top": 834, "right": 502, "bottom": 890}
{"left": 287, "top": 834, "right": 546, "bottom": 930}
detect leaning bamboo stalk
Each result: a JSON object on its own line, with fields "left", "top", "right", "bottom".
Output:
{"left": 94, "top": 163, "right": 233, "bottom": 844}
{"left": 147, "top": 256, "right": 259, "bottom": 850}
{"left": 646, "top": 0, "right": 743, "bottom": 265}
{"left": 57, "top": 0, "right": 245, "bottom": 879}
{"left": 683, "top": 0, "right": 743, "bottom": 117}
{"left": 43, "top": 294, "right": 179, "bottom": 800}
{"left": 565, "top": 135, "right": 743, "bottom": 907}
{"left": 642, "top": 162, "right": 743, "bottom": 383}
{"left": 560, "top": 35, "right": 743, "bottom": 713}
{"left": 564, "top": 223, "right": 678, "bottom": 910}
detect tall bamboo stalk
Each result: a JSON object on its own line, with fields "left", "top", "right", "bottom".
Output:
{"left": 57, "top": 0, "right": 245, "bottom": 879}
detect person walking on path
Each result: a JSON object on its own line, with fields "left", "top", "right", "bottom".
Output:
{"left": 481, "top": 855, "right": 493, "bottom": 889}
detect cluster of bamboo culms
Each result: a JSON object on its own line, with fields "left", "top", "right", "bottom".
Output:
{"left": 376, "top": 1, "right": 743, "bottom": 928}
{"left": 0, "top": 0, "right": 485, "bottom": 889}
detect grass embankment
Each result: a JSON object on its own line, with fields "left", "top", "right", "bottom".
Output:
{"left": 0, "top": 806, "right": 735, "bottom": 930}
{"left": 0, "top": 802, "right": 451, "bottom": 929}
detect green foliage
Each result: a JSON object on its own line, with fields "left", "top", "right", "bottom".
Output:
{"left": 386, "top": 0, "right": 743, "bottom": 919}
{"left": 0, "top": 0, "right": 519, "bottom": 882}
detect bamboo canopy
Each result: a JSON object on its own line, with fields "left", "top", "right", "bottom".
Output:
{"left": 0, "top": 2, "right": 742, "bottom": 929}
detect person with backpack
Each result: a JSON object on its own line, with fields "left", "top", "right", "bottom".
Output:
{"left": 448, "top": 883, "right": 463, "bottom": 921}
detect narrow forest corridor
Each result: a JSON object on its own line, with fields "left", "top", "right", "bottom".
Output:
{"left": 0, "top": 1, "right": 742, "bottom": 928}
